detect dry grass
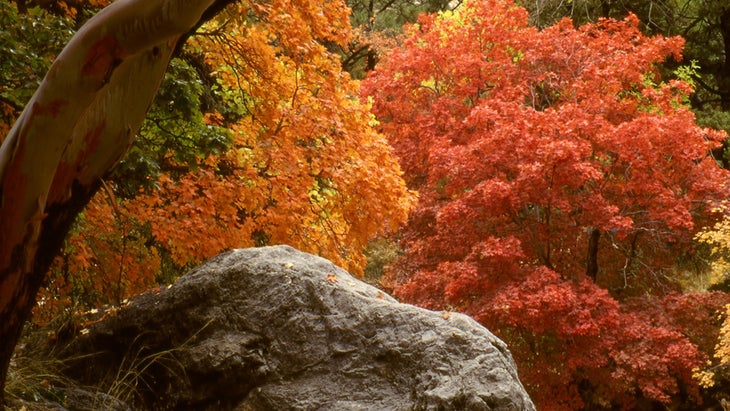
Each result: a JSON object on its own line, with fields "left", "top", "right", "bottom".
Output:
{"left": 5, "top": 341, "right": 78, "bottom": 410}
{"left": 5, "top": 318, "right": 214, "bottom": 410}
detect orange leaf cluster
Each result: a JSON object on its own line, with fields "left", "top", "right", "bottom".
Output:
{"left": 155, "top": 0, "right": 416, "bottom": 274}
{"left": 40, "top": 0, "right": 414, "bottom": 320}
{"left": 39, "top": 193, "right": 160, "bottom": 324}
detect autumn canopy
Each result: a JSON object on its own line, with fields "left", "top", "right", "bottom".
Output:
{"left": 0, "top": 0, "right": 412, "bottom": 403}
{"left": 362, "top": 0, "right": 730, "bottom": 408}
{"left": 2, "top": 0, "right": 730, "bottom": 409}
{"left": 36, "top": 0, "right": 415, "bottom": 314}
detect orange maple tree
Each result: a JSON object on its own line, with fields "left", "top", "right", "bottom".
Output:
{"left": 362, "top": 0, "right": 730, "bottom": 408}
{"left": 42, "top": 192, "right": 160, "bottom": 316}
{"left": 38, "top": 0, "right": 413, "bottom": 320}
{"left": 0, "top": 0, "right": 232, "bottom": 401}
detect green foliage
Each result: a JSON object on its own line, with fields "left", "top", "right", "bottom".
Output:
{"left": 341, "top": 0, "right": 456, "bottom": 78}
{"left": 674, "top": 59, "right": 701, "bottom": 88}
{"left": 363, "top": 237, "right": 401, "bottom": 285}
{"left": 112, "top": 57, "right": 233, "bottom": 199}
{"left": 0, "top": 0, "right": 73, "bottom": 135}
{"left": 695, "top": 109, "right": 730, "bottom": 166}
{"left": 348, "top": 0, "right": 451, "bottom": 32}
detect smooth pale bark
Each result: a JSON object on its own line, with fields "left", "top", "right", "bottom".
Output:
{"left": 0, "top": 0, "right": 217, "bottom": 402}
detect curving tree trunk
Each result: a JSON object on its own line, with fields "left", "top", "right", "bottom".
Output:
{"left": 0, "top": 0, "right": 223, "bottom": 403}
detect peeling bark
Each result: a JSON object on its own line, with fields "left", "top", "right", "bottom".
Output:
{"left": 0, "top": 0, "right": 220, "bottom": 402}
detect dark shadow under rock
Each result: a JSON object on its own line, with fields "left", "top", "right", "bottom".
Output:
{"left": 56, "top": 245, "right": 535, "bottom": 411}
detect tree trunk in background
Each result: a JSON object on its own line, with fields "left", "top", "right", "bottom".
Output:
{"left": 586, "top": 228, "right": 600, "bottom": 281}
{"left": 718, "top": 10, "right": 730, "bottom": 111}
{"left": 601, "top": 0, "right": 612, "bottom": 19}
{"left": 0, "top": 0, "right": 221, "bottom": 403}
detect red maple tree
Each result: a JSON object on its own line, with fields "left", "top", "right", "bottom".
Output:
{"left": 362, "top": 0, "right": 730, "bottom": 408}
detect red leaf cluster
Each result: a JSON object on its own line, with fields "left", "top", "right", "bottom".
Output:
{"left": 363, "top": 0, "right": 730, "bottom": 408}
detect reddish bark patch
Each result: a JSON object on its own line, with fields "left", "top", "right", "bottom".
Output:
{"left": 0, "top": 136, "right": 29, "bottom": 268}
{"left": 32, "top": 99, "right": 68, "bottom": 118}
{"left": 81, "top": 35, "right": 128, "bottom": 81}
{"left": 47, "top": 121, "right": 105, "bottom": 204}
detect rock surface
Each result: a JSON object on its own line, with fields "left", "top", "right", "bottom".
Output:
{"left": 58, "top": 245, "right": 535, "bottom": 410}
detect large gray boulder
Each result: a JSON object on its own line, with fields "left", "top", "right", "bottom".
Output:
{"left": 58, "top": 245, "right": 535, "bottom": 410}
